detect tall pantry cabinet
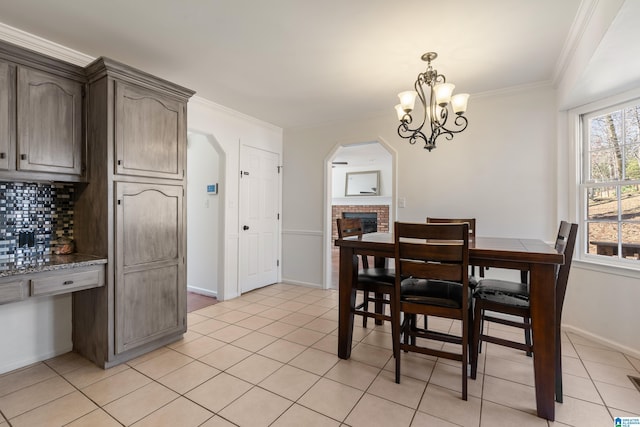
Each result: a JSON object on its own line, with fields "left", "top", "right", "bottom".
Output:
{"left": 73, "top": 57, "right": 194, "bottom": 367}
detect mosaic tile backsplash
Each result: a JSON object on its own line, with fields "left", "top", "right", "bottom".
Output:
{"left": 0, "top": 182, "right": 74, "bottom": 264}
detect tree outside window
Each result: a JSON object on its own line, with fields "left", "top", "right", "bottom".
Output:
{"left": 584, "top": 104, "right": 640, "bottom": 261}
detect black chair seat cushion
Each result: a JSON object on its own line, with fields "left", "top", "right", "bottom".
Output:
{"left": 474, "top": 279, "right": 529, "bottom": 308}
{"left": 358, "top": 268, "right": 395, "bottom": 285}
{"left": 400, "top": 278, "right": 467, "bottom": 309}
{"left": 468, "top": 275, "right": 479, "bottom": 289}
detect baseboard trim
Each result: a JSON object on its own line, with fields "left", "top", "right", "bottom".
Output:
{"left": 562, "top": 324, "right": 640, "bottom": 359}
{"left": 187, "top": 286, "right": 217, "bottom": 298}
{"left": 280, "top": 278, "right": 323, "bottom": 289}
{"left": 0, "top": 345, "right": 73, "bottom": 375}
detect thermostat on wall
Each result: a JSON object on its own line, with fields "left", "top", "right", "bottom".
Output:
{"left": 207, "top": 184, "right": 218, "bottom": 194}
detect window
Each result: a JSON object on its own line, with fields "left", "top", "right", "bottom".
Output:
{"left": 581, "top": 100, "right": 640, "bottom": 264}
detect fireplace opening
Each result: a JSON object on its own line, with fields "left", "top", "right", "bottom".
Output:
{"left": 342, "top": 212, "right": 377, "bottom": 234}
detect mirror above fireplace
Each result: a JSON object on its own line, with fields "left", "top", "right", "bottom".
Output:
{"left": 345, "top": 170, "right": 379, "bottom": 196}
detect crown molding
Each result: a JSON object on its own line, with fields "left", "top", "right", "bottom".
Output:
{"left": 0, "top": 22, "right": 94, "bottom": 66}
{"left": 190, "top": 95, "right": 282, "bottom": 133}
{"left": 552, "top": 0, "right": 599, "bottom": 85}
{"left": 472, "top": 80, "right": 554, "bottom": 99}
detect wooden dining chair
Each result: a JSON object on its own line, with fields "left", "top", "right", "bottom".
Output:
{"left": 392, "top": 222, "right": 473, "bottom": 400}
{"left": 470, "top": 221, "right": 578, "bottom": 402}
{"left": 429, "top": 216, "right": 532, "bottom": 354}
{"left": 336, "top": 218, "right": 395, "bottom": 327}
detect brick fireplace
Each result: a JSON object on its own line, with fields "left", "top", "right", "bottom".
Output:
{"left": 332, "top": 205, "right": 390, "bottom": 242}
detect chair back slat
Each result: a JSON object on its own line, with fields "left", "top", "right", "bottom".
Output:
{"left": 401, "top": 261, "right": 464, "bottom": 282}
{"left": 399, "top": 222, "right": 468, "bottom": 241}
{"left": 426, "top": 217, "right": 476, "bottom": 239}
{"left": 399, "top": 242, "right": 465, "bottom": 263}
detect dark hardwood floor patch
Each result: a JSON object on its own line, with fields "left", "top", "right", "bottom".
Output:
{"left": 187, "top": 291, "right": 218, "bottom": 312}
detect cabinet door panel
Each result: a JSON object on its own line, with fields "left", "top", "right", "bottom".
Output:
{"left": 115, "top": 182, "right": 185, "bottom": 353}
{"left": 0, "top": 61, "right": 12, "bottom": 170}
{"left": 115, "top": 82, "right": 185, "bottom": 180}
{"left": 121, "top": 186, "right": 180, "bottom": 266}
{"left": 16, "top": 67, "right": 82, "bottom": 175}
{"left": 118, "top": 265, "right": 180, "bottom": 352}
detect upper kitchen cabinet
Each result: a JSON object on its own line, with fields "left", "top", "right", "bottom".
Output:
{"left": 17, "top": 66, "right": 83, "bottom": 175}
{"left": 0, "top": 40, "right": 87, "bottom": 182}
{"left": 115, "top": 81, "right": 185, "bottom": 180}
{"left": 0, "top": 61, "right": 12, "bottom": 171}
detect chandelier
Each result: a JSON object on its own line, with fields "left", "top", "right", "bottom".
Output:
{"left": 395, "top": 52, "right": 469, "bottom": 151}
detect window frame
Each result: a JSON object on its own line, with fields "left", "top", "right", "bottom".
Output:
{"left": 573, "top": 93, "right": 640, "bottom": 271}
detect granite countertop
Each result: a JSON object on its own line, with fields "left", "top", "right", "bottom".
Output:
{"left": 0, "top": 253, "right": 108, "bottom": 278}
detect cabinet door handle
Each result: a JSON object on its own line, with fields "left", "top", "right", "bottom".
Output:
{"left": 63, "top": 280, "right": 74, "bottom": 286}
{"left": 20, "top": 154, "right": 27, "bottom": 160}
{"left": 0, "top": 152, "right": 5, "bottom": 159}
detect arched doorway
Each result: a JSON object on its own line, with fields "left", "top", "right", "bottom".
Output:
{"left": 186, "top": 131, "right": 226, "bottom": 298}
{"left": 324, "top": 139, "right": 397, "bottom": 289}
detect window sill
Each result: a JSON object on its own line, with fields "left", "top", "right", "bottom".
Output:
{"left": 574, "top": 258, "right": 640, "bottom": 279}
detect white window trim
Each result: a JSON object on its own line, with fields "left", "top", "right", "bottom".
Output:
{"left": 567, "top": 86, "right": 640, "bottom": 275}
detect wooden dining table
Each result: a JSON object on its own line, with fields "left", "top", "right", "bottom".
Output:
{"left": 335, "top": 232, "right": 564, "bottom": 421}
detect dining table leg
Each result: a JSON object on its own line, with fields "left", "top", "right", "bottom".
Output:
{"left": 338, "top": 245, "right": 357, "bottom": 359}
{"left": 529, "top": 263, "right": 557, "bottom": 421}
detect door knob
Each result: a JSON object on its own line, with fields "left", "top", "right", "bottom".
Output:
{"left": 243, "top": 225, "right": 250, "bottom": 230}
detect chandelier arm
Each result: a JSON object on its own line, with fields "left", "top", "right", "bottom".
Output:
{"left": 438, "top": 115, "right": 469, "bottom": 141}
{"left": 415, "top": 74, "right": 428, "bottom": 134}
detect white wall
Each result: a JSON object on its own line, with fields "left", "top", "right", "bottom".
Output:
{"left": 187, "top": 132, "right": 221, "bottom": 297}
{"left": 331, "top": 147, "right": 392, "bottom": 199}
{"left": 0, "top": 295, "right": 73, "bottom": 374}
{"left": 188, "top": 97, "right": 283, "bottom": 300}
{"left": 331, "top": 161, "right": 392, "bottom": 209}
{"left": 282, "top": 84, "right": 559, "bottom": 288}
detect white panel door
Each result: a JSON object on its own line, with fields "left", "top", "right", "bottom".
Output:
{"left": 239, "top": 145, "right": 279, "bottom": 293}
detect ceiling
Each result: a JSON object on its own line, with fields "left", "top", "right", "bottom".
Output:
{"left": 0, "top": 0, "right": 584, "bottom": 129}
{"left": 333, "top": 142, "right": 391, "bottom": 168}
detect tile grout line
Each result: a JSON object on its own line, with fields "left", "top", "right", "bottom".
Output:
{"left": 0, "top": 408, "right": 11, "bottom": 427}
{"left": 3, "top": 284, "right": 638, "bottom": 425}
{"left": 566, "top": 332, "right": 621, "bottom": 422}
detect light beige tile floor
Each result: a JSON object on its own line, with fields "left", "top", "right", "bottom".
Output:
{"left": 0, "top": 283, "right": 639, "bottom": 426}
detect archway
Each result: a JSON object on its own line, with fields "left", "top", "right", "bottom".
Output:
{"left": 323, "top": 139, "right": 397, "bottom": 289}
{"left": 186, "top": 131, "right": 226, "bottom": 299}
